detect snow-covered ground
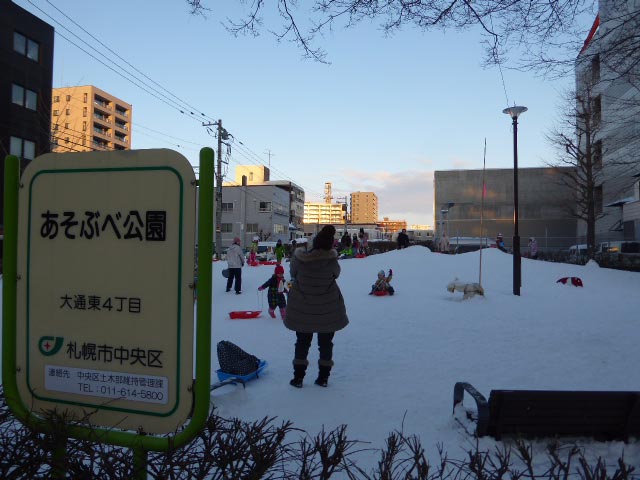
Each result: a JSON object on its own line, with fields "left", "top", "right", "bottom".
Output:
{"left": 3, "top": 246, "right": 640, "bottom": 471}
{"left": 207, "top": 246, "right": 640, "bottom": 469}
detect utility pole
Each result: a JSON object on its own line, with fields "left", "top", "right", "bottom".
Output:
{"left": 216, "top": 119, "right": 223, "bottom": 258}
{"left": 203, "top": 119, "right": 228, "bottom": 258}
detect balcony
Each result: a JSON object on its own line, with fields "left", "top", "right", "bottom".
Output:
{"left": 94, "top": 97, "right": 111, "bottom": 110}
{"left": 93, "top": 127, "right": 111, "bottom": 138}
{"left": 114, "top": 134, "right": 127, "bottom": 143}
{"left": 115, "top": 106, "right": 129, "bottom": 118}
{"left": 114, "top": 121, "right": 128, "bottom": 131}
{"left": 93, "top": 113, "right": 111, "bottom": 125}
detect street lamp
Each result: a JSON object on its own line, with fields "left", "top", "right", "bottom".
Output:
{"left": 502, "top": 105, "right": 527, "bottom": 296}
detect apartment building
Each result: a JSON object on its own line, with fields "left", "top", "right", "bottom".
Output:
{"left": 576, "top": 1, "right": 640, "bottom": 241}
{"left": 1, "top": 0, "right": 54, "bottom": 235}
{"left": 303, "top": 202, "right": 345, "bottom": 225}
{"left": 224, "top": 165, "right": 306, "bottom": 236}
{"left": 378, "top": 217, "right": 407, "bottom": 235}
{"left": 350, "top": 191, "right": 378, "bottom": 223}
{"left": 51, "top": 85, "right": 132, "bottom": 152}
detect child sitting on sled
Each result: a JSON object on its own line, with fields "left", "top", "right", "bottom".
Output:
{"left": 258, "top": 264, "right": 288, "bottom": 318}
{"left": 369, "top": 269, "right": 394, "bottom": 295}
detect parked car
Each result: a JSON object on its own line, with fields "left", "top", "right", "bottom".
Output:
{"left": 567, "top": 244, "right": 588, "bottom": 264}
{"left": 255, "top": 241, "right": 278, "bottom": 261}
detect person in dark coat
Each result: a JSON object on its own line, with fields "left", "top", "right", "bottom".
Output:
{"left": 258, "top": 264, "right": 288, "bottom": 319}
{"left": 397, "top": 228, "right": 410, "bottom": 249}
{"left": 285, "top": 225, "right": 348, "bottom": 388}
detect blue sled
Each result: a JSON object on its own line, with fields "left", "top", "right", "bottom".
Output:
{"left": 211, "top": 360, "right": 267, "bottom": 391}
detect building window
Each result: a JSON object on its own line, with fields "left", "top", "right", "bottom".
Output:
{"left": 10, "top": 136, "right": 36, "bottom": 160}
{"left": 65, "top": 137, "right": 70, "bottom": 144}
{"left": 53, "top": 109, "right": 60, "bottom": 116}
{"left": 592, "top": 95, "right": 601, "bottom": 127}
{"left": 82, "top": 134, "right": 86, "bottom": 146}
{"left": 83, "top": 107, "right": 87, "bottom": 117}
{"left": 221, "top": 202, "right": 234, "bottom": 212}
{"left": 65, "top": 123, "right": 69, "bottom": 129}
{"left": 54, "top": 95, "right": 60, "bottom": 103}
{"left": 66, "top": 94, "right": 71, "bottom": 101}
{"left": 259, "top": 201, "right": 272, "bottom": 212}
{"left": 53, "top": 124, "right": 58, "bottom": 131}
{"left": 84, "top": 92, "right": 88, "bottom": 103}
{"left": 221, "top": 223, "right": 233, "bottom": 233}
{"left": 249, "top": 172, "right": 254, "bottom": 181}
{"left": 595, "top": 185, "right": 603, "bottom": 215}
{"left": 273, "top": 224, "right": 286, "bottom": 234}
{"left": 593, "top": 140, "right": 602, "bottom": 169}
{"left": 246, "top": 223, "right": 259, "bottom": 233}
{"left": 591, "top": 55, "right": 600, "bottom": 84}
{"left": 66, "top": 108, "right": 71, "bottom": 115}
{"left": 82, "top": 121, "right": 87, "bottom": 132}
{"left": 13, "top": 32, "right": 39, "bottom": 62}
{"left": 11, "top": 84, "right": 37, "bottom": 111}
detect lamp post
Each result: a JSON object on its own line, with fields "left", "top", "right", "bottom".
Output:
{"left": 502, "top": 105, "right": 527, "bottom": 296}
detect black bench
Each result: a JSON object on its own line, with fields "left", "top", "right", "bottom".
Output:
{"left": 453, "top": 382, "right": 640, "bottom": 441}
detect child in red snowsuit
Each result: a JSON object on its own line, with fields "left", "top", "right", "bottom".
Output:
{"left": 258, "top": 264, "right": 288, "bottom": 318}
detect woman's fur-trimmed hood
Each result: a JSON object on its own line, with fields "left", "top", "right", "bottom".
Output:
{"left": 294, "top": 247, "right": 338, "bottom": 263}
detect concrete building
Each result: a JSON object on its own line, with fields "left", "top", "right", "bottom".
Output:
{"left": 1, "top": 0, "right": 54, "bottom": 233}
{"left": 434, "top": 168, "right": 578, "bottom": 252}
{"left": 220, "top": 184, "right": 290, "bottom": 248}
{"left": 219, "top": 165, "right": 305, "bottom": 247}
{"left": 304, "top": 202, "right": 345, "bottom": 225}
{"left": 377, "top": 217, "right": 407, "bottom": 237}
{"left": 350, "top": 191, "right": 378, "bottom": 223}
{"left": 576, "top": 1, "right": 640, "bottom": 241}
{"left": 51, "top": 85, "right": 132, "bottom": 152}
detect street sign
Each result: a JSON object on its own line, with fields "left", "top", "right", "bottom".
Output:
{"left": 15, "top": 149, "right": 196, "bottom": 434}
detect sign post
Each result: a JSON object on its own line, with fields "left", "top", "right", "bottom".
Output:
{"left": 2, "top": 148, "right": 214, "bottom": 461}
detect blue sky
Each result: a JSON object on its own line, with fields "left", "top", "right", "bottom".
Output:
{"left": 15, "top": 0, "right": 589, "bottom": 226}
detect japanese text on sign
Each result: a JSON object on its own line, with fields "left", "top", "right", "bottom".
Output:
{"left": 45, "top": 365, "right": 168, "bottom": 404}
{"left": 40, "top": 210, "right": 167, "bottom": 241}
{"left": 65, "top": 341, "right": 164, "bottom": 368}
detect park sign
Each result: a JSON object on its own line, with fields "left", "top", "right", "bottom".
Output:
{"left": 14, "top": 149, "right": 196, "bottom": 434}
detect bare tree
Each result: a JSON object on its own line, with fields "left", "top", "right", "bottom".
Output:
{"left": 546, "top": 81, "right": 605, "bottom": 259}
{"left": 186, "top": 0, "right": 604, "bottom": 72}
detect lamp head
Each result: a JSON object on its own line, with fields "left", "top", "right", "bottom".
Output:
{"left": 503, "top": 106, "right": 528, "bottom": 119}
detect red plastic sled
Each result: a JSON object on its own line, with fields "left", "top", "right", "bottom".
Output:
{"left": 556, "top": 276, "right": 584, "bottom": 287}
{"left": 229, "top": 310, "right": 262, "bottom": 319}
{"left": 260, "top": 261, "right": 278, "bottom": 266}
{"left": 373, "top": 290, "right": 389, "bottom": 296}
{"left": 248, "top": 261, "right": 259, "bottom": 266}
{"left": 354, "top": 254, "right": 367, "bottom": 258}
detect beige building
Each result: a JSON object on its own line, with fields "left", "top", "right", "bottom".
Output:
{"left": 51, "top": 85, "right": 132, "bottom": 152}
{"left": 350, "top": 191, "right": 378, "bottom": 223}
{"left": 304, "top": 202, "right": 345, "bottom": 224}
{"left": 226, "top": 165, "right": 270, "bottom": 185}
{"left": 378, "top": 217, "right": 407, "bottom": 235}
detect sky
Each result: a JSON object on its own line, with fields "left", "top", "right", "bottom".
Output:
{"left": 5, "top": 247, "right": 639, "bottom": 473}
{"left": 14, "top": 0, "right": 592, "bottom": 226}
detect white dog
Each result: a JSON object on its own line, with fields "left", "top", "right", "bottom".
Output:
{"left": 446, "top": 278, "right": 485, "bottom": 300}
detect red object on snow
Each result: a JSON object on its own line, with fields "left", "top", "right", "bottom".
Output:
{"left": 556, "top": 276, "right": 584, "bottom": 287}
{"left": 260, "top": 261, "right": 278, "bottom": 266}
{"left": 354, "top": 254, "right": 367, "bottom": 258}
{"left": 373, "top": 290, "right": 389, "bottom": 296}
{"left": 248, "top": 261, "right": 260, "bottom": 267}
{"left": 229, "top": 311, "right": 262, "bottom": 319}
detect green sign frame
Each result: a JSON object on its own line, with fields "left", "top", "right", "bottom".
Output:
{"left": 2, "top": 147, "right": 214, "bottom": 452}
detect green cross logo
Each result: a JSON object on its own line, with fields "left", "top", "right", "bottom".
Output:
{"left": 38, "top": 336, "right": 64, "bottom": 356}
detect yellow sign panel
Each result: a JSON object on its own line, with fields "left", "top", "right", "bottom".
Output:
{"left": 15, "top": 149, "right": 196, "bottom": 434}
